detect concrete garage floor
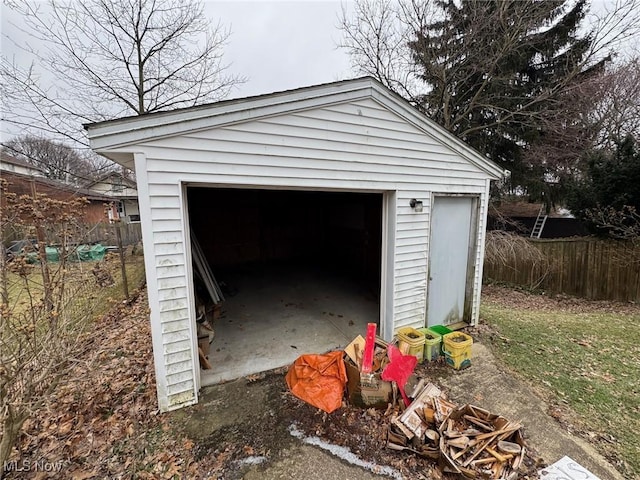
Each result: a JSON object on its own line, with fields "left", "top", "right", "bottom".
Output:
{"left": 200, "top": 264, "right": 379, "bottom": 386}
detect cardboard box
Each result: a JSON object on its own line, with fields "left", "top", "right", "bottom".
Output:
{"left": 344, "top": 356, "right": 392, "bottom": 408}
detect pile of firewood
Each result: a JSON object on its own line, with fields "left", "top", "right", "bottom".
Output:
{"left": 386, "top": 382, "right": 455, "bottom": 460}
{"left": 386, "top": 382, "right": 525, "bottom": 479}
{"left": 439, "top": 405, "right": 525, "bottom": 479}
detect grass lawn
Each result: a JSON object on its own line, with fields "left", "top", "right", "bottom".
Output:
{"left": 4, "top": 253, "right": 146, "bottom": 321}
{"left": 480, "top": 286, "right": 640, "bottom": 478}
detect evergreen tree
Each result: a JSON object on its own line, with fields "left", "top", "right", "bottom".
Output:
{"left": 566, "top": 136, "right": 640, "bottom": 236}
{"left": 408, "top": 0, "right": 600, "bottom": 197}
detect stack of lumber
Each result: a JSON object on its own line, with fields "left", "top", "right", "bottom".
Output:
{"left": 439, "top": 405, "right": 525, "bottom": 479}
{"left": 191, "top": 230, "right": 224, "bottom": 305}
{"left": 386, "top": 385, "right": 525, "bottom": 480}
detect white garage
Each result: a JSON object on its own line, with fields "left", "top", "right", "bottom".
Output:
{"left": 86, "top": 77, "right": 506, "bottom": 412}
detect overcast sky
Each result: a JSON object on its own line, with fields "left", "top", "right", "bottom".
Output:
{"left": 0, "top": 1, "right": 355, "bottom": 141}
{"left": 0, "top": 0, "right": 635, "bottom": 143}
{"left": 207, "top": 1, "right": 354, "bottom": 98}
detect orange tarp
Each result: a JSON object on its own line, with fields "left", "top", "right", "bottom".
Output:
{"left": 285, "top": 351, "right": 347, "bottom": 413}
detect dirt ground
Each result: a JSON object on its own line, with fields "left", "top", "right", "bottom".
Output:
{"left": 173, "top": 346, "right": 621, "bottom": 480}
{"left": 4, "top": 285, "right": 628, "bottom": 479}
{"left": 172, "top": 365, "right": 531, "bottom": 480}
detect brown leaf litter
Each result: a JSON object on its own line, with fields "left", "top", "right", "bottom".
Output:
{"left": 6, "top": 286, "right": 545, "bottom": 480}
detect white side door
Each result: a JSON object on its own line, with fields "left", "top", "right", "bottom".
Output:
{"left": 426, "top": 196, "right": 475, "bottom": 326}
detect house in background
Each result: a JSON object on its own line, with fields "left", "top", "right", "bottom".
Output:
{"left": 85, "top": 172, "right": 140, "bottom": 223}
{"left": 488, "top": 200, "right": 589, "bottom": 238}
{"left": 1, "top": 152, "right": 112, "bottom": 224}
{"left": 0, "top": 151, "right": 47, "bottom": 177}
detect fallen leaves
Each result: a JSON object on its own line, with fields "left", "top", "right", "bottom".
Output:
{"left": 5, "top": 288, "right": 199, "bottom": 479}
{"left": 243, "top": 445, "right": 255, "bottom": 455}
{"left": 70, "top": 469, "right": 95, "bottom": 480}
{"left": 482, "top": 284, "right": 640, "bottom": 315}
{"left": 58, "top": 421, "right": 73, "bottom": 436}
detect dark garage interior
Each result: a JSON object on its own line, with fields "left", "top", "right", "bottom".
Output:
{"left": 187, "top": 187, "right": 383, "bottom": 385}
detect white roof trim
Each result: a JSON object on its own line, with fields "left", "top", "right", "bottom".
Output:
{"left": 86, "top": 77, "right": 507, "bottom": 180}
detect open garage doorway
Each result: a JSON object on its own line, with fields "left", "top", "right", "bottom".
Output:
{"left": 186, "top": 186, "right": 384, "bottom": 386}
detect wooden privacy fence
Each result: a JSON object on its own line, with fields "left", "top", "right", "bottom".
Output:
{"left": 3, "top": 222, "right": 142, "bottom": 248}
{"left": 83, "top": 222, "right": 142, "bottom": 246}
{"left": 42, "top": 222, "right": 143, "bottom": 247}
{"left": 483, "top": 238, "right": 640, "bottom": 302}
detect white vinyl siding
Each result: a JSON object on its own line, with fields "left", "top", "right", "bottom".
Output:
{"left": 138, "top": 98, "right": 487, "bottom": 407}
{"left": 393, "top": 192, "right": 430, "bottom": 329}
{"left": 90, "top": 79, "right": 503, "bottom": 411}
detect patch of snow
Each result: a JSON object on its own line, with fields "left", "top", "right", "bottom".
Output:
{"left": 557, "top": 207, "right": 575, "bottom": 218}
{"left": 235, "top": 455, "right": 268, "bottom": 466}
{"left": 288, "top": 423, "right": 403, "bottom": 480}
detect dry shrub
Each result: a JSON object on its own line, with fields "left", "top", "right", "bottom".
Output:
{"left": 1, "top": 181, "right": 93, "bottom": 466}
{"left": 484, "top": 231, "right": 546, "bottom": 264}
{"left": 484, "top": 231, "right": 553, "bottom": 289}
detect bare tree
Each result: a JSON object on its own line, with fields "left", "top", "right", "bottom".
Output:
{"left": 3, "top": 135, "right": 119, "bottom": 185}
{"left": 340, "top": 0, "right": 426, "bottom": 103}
{"left": 585, "top": 205, "right": 640, "bottom": 240}
{"left": 341, "top": 0, "right": 640, "bottom": 115}
{"left": 1, "top": 0, "right": 243, "bottom": 147}
{"left": 510, "top": 54, "right": 640, "bottom": 202}
{"left": 340, "top": 0, "right": 640, "bottom": 195}
{"left": 4, "top": 135, "right": 94, "bottom": 183}
{"left": 590, "top": 58, "right": 640, "bottom": 149}
{"left": 81, "top": 149, "right": 121, "bottom": 180}
{"left": 519, "top": 72, "right": 609, "bottom": 202}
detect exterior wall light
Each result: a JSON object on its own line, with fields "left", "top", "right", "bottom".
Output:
{"left": 409, "top": 199, "right": 423, "bottom": 212}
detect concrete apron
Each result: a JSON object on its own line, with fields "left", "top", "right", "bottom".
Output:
{"left": 436, "top": 342, "right": 623, "bottom": 480}
{"left": 186, "top": 342, "right": 623, "bottom": 479}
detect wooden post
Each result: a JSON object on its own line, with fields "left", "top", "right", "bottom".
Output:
{"left": 0, "top": 244, "right": 8, "bottom": 306}
{"left": 30, "top": 179, "right": 54, "bottom": 317}
{"left": 114, "top": 221, "right": 129, "bottom": 301}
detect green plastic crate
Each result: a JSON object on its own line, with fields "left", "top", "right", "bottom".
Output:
{"left": 427, "top": 325, "right": 452, "bottom": 354}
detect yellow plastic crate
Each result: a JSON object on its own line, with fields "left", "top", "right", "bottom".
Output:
{"left": 443, "top": 332, "right": 473, "bottom": 370}
{"left": 396, "top": 327, "right": 426, "bottom": 363}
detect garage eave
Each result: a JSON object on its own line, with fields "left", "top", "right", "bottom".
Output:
{"left": 94, "top": 150, "right": 136, "bottom": 171}
{"left": 86, "top": 76, "right": 507, "bottom": 180}
{"left": 85, "top": 77, "right": 377, "bottom": 153}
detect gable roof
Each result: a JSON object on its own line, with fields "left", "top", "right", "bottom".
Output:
{"left": 0, "top": 151, "right": 46, "bottom": 173}
{"left": 84, "top": 171, "right": 137, "bottom": 190}
{"left": 86, "top": 77, "right": 508, "bottom": 180}
{"left": 1, "top": 168, "right": 112, "bottom": 202}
